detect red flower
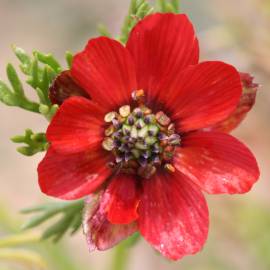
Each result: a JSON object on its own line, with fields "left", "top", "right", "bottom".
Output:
{"left": 38, "top": 13, "right": 260, "bottom": 260}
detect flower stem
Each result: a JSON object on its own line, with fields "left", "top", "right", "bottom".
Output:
{"left": 111, "top": 233, "right": 140, "bottom": 270}
{"left": 111, "top": 241, "right": 130, "bottom": 270}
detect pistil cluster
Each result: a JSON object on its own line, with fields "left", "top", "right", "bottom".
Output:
{"left": 102, "top": 90, "right": 180, "bottom": 179}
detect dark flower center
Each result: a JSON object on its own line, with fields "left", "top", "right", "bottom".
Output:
{"left": 102, "top": 90, "right": 180, "bottom": 179}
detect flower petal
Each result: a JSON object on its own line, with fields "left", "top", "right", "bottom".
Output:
{"left": 47, "top": 96, "right": 106, "bottom": 154}
{"left": 106, "top": 174, "right": 139, "bottom": 225}
{"left": 163, "top": 61, "right": 242, "bottom": 132}
{"left": 38, "top": 147, "right": 112, "bottom": 200}
{"left": 138, "top": 172, "right": 209, "bottom": 260}
{"left": 72, "top": 37, "right": 137, "bottom": 110}
{"left": 174, "top": 131, "right": 260, "bottom": 194}
{"left": 204, "top": 72, "right": 259, "bottom": 133}
{"left": 49, "top": 70, "right": 90, "bottom": 105}
{"left": 126, "top": 13, "right": 199, "bottom": 102}
{"left": 83, "top": 193, "right": 138, "bottom": 251}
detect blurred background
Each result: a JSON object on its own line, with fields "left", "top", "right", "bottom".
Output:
{"left": 0, "top": 0, "right": 270, "bottom": 269}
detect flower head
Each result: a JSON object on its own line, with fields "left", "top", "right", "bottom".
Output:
{"left": 38, "top": 13, "right": 259, "bottom": 260}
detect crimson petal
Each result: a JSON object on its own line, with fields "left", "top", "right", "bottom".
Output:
{"left": 138, "top": 172, "right": 209, "bottom": 260}
{"left": 126, "top": 13, "right": 199, "bottom": 103}
{"left": 38, "top": 147, "right": 112, "bottom": 200}
{"left": 83, "top": 193, "right": 138, "bottom": 251}
{"left": 162, "top": 61, "right": 242, "bottom": 132}
{"left": 47, "top": 96, "right": 106, "bottom": 154}
{"left": 174, "top": 131, "right": 260, "bottom": 194}
{"left": 106, "top": 174, "right": 139, "bottom": 225}
{"left": 72, "top": 37, "right": 137, "bottom": 110}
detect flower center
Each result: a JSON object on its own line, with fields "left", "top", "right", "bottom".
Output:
{"left": 102, "top": 90, "right": 180, "bottom": 179}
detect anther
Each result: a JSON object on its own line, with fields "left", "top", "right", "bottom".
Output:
{"left": 138, "top": 165, "right": 157, "bottom": 179}
{"left": 105, "top": 125, "right": 114, "bottom": 136}
{"left": 167, "top": 123, "right": 176, "bottom": 135}
{"left": 156, "top": 111, "right": 171, "bottom": 126}
{"left": 132, "top": 89, "right": 145, "bottom": 103}
{"left": 102, "top": 137, "right": 114, "bottom": 151}
{"left": 164, "top": 163, "right": 176, "bottom": 173}
{"left": 104, "top": 111, "right": 117, "bottom": 123}
{"left": 168, "top": 134, "right": 181, "bottom": 145}
{"left": 119, "top": 105, "right": 131, "bottom": 117}
{"left": 112, "top": 119, "right": 122, "bottom": 129}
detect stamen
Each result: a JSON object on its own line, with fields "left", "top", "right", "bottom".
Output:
{"left": 164, "top": 163, "right": 176, "bottom": 173}
{"left": 105, "top": 125, "right": 114, "bottom": 136}
{"left": 119, "top": 105, "right": 131, "bottom": 117}
{"left": 102, "top": 137, "right": 114, "bottom": 151}
{"left": 156, "top": 111, "right": 171, "bottom": 126}
{"left": 104, "top": 111, "right": 117, "bottom": 123}
{"left": 132, "top": 89, "right": 145, "bottom": 103}
{"left": 102, "top": 91, "right": 181, "bottom": 178}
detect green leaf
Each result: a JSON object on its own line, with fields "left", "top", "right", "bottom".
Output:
{"left": 0, "top": 67, "right": 40, "bottom": 113}
{"left": 34, "top": 51, "right": 62, "bottom": 74}
{"left": 171, "top": 0, "right": 180, "bottom": 12}
{"left": 11, "top": 129, "right": 48, "bottom": 156}
{"left": 0, "top": 81, "right": 17, "bottom": 106}
{"left": 6, "top": 64, "right": 24, "bottom": 97}
{"left": 119, "top": 0, "right": 153, "bottom": 44}
{"left": 12, "top": 45, "right": 32, "bottom": 74}
{"left": 157, "top": 0, "right": 166, "bottom": 11}
{"left": 156, "top": 0, "right": 180, "bottom": 12}
{"left": 21, "top": 200, "right": 84, "bottom": 243}
{"left": 0, "top": 45, "right": 67, "bottom": 118}
{"left": 97, "top": 24, "right": 112, "bottom": 38}
{"left": 65, "top": 51, "right": 73, "bottom": 69}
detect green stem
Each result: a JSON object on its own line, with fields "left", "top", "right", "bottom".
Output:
{"left": 111, "top": 233, "right": 140, "bottom": 270}
{"left": 111, "top": 242, "right": 130, "bottom": 270}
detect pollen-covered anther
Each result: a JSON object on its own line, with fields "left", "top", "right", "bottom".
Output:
{"left": 131, "top": 89, "right": 145, "bottom": 104}
{"left": 102, "top": 91, "right": 181, "bottom": 178}
{"left": 164, "top": 163, "right": 176, "bottom": 173}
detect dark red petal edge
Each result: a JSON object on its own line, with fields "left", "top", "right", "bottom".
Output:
{"left": 49, "top": 70, "right": 90, "bottom": 105}
{"left": 204, "top": 72, "right": 259, "bottom": 133}
{"left": 83, "top": 193, "right": 138, "bottom": 251}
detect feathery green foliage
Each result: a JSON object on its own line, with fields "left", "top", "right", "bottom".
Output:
{"left": 119, "top": 0, "right": 154, "bottom": 44}
{"left": 21, "top": 200, "right": 84, "bottom": 243}
{"left": 156, "top": 0, "right": 180, "bottom": 12}
{"left": 11, "top": 129, "right": 48, "bottom": 156}
{"left": 0, "top": 46, "right": 73, "bottom": 120}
